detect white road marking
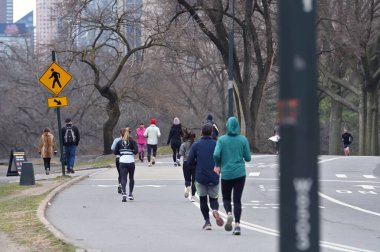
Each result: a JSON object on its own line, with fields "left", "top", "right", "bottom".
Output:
{"left": 249, "top": 172, "right": 260, "bottom": 177}
{"left": 363, "top": 175, "right": 376, "bottom": 179}
{"left": 319, "top": 192, "right": 380, "bottom": 217}
{"left": 191, "top": 199, "right": 372, "bottom": 252}
{"left": 336, "top": 174, "right": 347, "bottom": 178}
{"left": 353, "top": 185, "right": 378, "bottom": 190}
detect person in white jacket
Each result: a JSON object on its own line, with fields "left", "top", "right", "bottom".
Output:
{"left": 144, "top": 119, "right": 161, "bottom": 167}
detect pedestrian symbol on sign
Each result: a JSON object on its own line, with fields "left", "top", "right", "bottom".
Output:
{"left": 49, "top": 68, "right": 62, "bottom": 88}
{"left": 39, "top": 62, "right": 72, "bottom": 96}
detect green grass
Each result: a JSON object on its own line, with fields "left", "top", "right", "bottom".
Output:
{"left": 0, "top": 183, "right": 28, "bottom": 198}
{"left": 75, "top": 154, "right": 114, "bottom": 168}
{"left": 158, "top": 145, "right": 172, "bottom": 155}
{"left": 0, "top": 178, "right": 76, "bottom": 252}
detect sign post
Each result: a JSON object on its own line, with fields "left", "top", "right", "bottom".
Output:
{"left": 278, "top": 1, "right": 319, "bottom": 252}
{"left": 39, "top": 51, "right": 72, "bottom": 176}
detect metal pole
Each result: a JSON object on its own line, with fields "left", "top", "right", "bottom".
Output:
{"left": 278, "top": 1, "right": 319, "bottom": 252}
{"left": 227, "top": 0, "right": 235, "bottom": 118}
{"left": 52, "top": 51, "right": 65, "bottom": 176}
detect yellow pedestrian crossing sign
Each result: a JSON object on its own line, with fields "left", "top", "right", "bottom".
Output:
{"left": 47, "top": 96, "right": 68, "bottom": 108}
{"left": 39, "top": 62, "right": 72, "bottom": 96}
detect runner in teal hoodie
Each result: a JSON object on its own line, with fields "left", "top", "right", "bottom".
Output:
{"left": 213, "top": 116, "right": 251, "bottom": 235}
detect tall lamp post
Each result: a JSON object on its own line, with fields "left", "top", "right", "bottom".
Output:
{"left": 227, "top": 0, "right": 235, "bottom": 118}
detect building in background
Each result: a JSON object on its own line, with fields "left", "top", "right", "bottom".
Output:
{"left": 0, "top": 0, "right": 13, "bottom": 23}
{"left": 36, "top": 0, "right": 59, "bottom": 48}
{"left": 15, "top": 11, "right": 34, "bottom": 50}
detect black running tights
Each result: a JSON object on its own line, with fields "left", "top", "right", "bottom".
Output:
{"left": 199, "top": 196, "right": 219, "bottom": 221}
{"left": 119, "top": 162, "right": 135, "bottom": 195}
{"left": 147, "top": 144, "right": 157, "bottom": 162}
{"left": 171, "top": 142, "right": 181, "bottom": 162}
{"left": 221, "top": 176, "right": 246, "bottom": 223}
{"left": 183, "top": 161, "right": 196, "bottom": 196}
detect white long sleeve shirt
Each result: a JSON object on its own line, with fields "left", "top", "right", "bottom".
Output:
{"left": 143, "top": 125, "right": 161, "bottom": 145}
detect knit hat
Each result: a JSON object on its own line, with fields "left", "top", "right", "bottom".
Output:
{"left": 173, "top": 117, "right": 180, "bottom": 125}
{"left": 207, "top": 114, "right": 213, "bottom": 122}
{"left": 151, "top": 119, "right": 156, "bottom": 125}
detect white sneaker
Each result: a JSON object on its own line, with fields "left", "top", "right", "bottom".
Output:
{"left": 184, "top": 186, "right": 190, "bottom": 198}
{"left": 190, "top": 196, "right": 196, "bottom": 202}
{"left": 148, "top": 162, "right": 152, "bottom": 167}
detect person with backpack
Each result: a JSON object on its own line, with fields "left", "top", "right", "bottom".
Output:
{"left": 206, "top": 113, "right": 219, "bottom": 140}
{"left": 167, "top": 117, "right": 183, "bottom": 167}
{"left": 61, "top": 118, "right": 80, "bottom": 173}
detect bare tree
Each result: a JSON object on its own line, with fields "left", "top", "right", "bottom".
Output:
{"left": 318, "top": 0, "right": 380, "bottom": 155}
{"left": 171, "top": 0, "right": 275, "bottom": 151}
{"left": 56, "top": 0, "right": 167, "bottom": 154}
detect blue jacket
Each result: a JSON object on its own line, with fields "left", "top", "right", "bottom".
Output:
{"left": 187, "top": 136, "right": 219, "bottom": 186}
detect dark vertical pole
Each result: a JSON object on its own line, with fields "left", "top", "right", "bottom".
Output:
{"left": 278, "top": 1, "right": 319, "bottom": 252}
{"left": 52, "top": 51, "right": 65, "bottom": 176}
{"left": 227, "top": 0, "right": 235, "bottom": 118}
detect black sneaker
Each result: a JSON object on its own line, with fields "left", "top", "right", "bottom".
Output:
{"left": 232, "top": 226, "right": 241, "bottom": 235}
{"left": 202, "top": 221, "right": 212, "bottom": 230}
{"left": 122, "top": 196, "right": 127, "bottom": 202}
{"left": 118, "top": 186, "right": 122, "bottom": 194}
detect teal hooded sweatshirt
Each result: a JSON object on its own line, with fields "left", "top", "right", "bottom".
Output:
{"left": 213, "top": 117, "right": 251, "bottom": 180}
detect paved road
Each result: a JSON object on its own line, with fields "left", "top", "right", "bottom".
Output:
{"left": 46, "top": 155, "right": 380, "bottom": 252}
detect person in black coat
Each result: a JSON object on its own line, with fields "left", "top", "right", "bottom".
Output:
{"left": 167, "top": 117, "right": 184, "bottom": 166}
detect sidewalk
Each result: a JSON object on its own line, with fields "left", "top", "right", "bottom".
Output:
{"left": 0, "top": 155, "right": 113, "bottom": 184}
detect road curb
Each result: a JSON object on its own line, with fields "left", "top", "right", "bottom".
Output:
{"left": 37, "top": 175, "right": 99, "bottom": 252}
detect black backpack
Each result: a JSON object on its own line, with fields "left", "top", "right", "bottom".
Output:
{"left": 211, "top": 123, "right": 219, "bottom": 140}
{"left": 64, "top": 126, "right": 76, "bottom": 144}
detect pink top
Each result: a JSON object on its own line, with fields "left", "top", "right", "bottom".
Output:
{"left": 136, "top": 127, "right": 147, "bottom": 145}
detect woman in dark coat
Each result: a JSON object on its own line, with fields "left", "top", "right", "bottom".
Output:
{"left": 167, "top": 117, "right": 183, "bottom": 166}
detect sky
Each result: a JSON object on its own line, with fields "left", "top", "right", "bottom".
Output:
{"left": 13, "top": 0, "right": 35, "bottom": 22}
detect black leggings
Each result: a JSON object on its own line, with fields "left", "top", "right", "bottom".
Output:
{"left": 115, "top": 157, "right": 121, "bottom": 184}
{"left": 119, "top": 162, "right": 135, "bottom": 195}
{"left": 221, "top": 176, "right": 246, "bottom": 223}
{"left": 171, "top": 142, "right": 181, "bottom": 162}
{"left": 43, "top": 158, "right": 51, "bottom": 170}
{"left": 199, "top": 196, "right": 219, "bottom": 221}
{"left": 183, "top": 161, "right": 196, "bottom": 196}
{"left": 147, "top": 144, "right": 157, "bottom": 162}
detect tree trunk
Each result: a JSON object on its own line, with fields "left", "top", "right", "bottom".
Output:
{"left": 328, "top": 99, "right": 343, "bottom": 155}
{"left": 358, "top": 86, "right": 367, "bottom": 155}
{"left": 99, "top": 87, "right": 121, "bottom": 154}
{"left": 367, "top": 85, "right": 379, "bottom": 155}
